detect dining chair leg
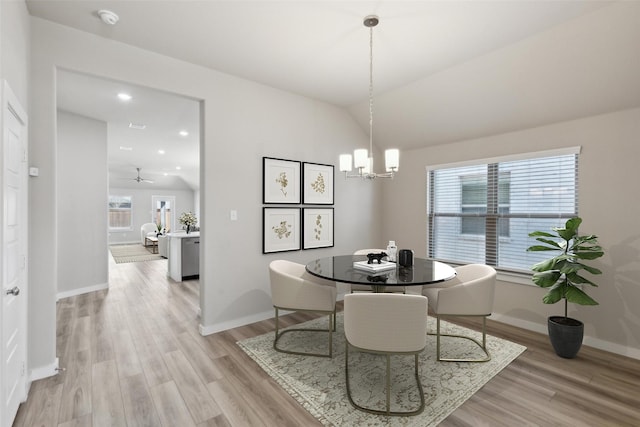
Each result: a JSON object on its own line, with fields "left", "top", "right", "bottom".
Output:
{"left": 273, "top": 307, "right": 334, "bottom": 358}
{"left": 345, "top": 342, "right": 425, "bottom": 416}
{"left": 431, "top": 316, "right": 491, "bottom": 362}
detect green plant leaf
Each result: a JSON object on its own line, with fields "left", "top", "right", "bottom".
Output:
{"left": 581, "top": 264, "right": 603, "bottom": 275}
{"left": 543, "top": 284, "right": 564, "bottom": 304}
{"left": 559, "top": 261, "right": 586, "bottom": 274}
{"left": 565, "top": 285, "right": 598, "bottom": 305}
{"left": 573, "top": 235, "right": 598, "bottom": 245}
{"left": 574, "top": 250, "right": 604, "bottom": 260}
{"left": 531, "top": 258, "right": 557, "bottom": 272}
{"left": 566, "top": 272, "right": 598, "bottom": 286}
{"left": 532, "top": 271, "right": 561, "bottom": 287}
{"left": 537, "top": 237, "right": 564, "bottom": 248}
{"left": 527, "top": 245, "right": 560, "bottom": 252}
{"left": 556, "top": 227, "right": 576, "bottom": 242}
{"left": 528, "top": 231, "right": 557, "bottom": 238}
{"left": 565, "top": 217, "right": 582, "bottom": 231}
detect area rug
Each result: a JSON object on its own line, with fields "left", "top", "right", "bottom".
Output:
{"left": 237, "top": 313, "right": 526, "bottom": 426}
{"left": 109, "top": 244, "right": 163, "bottom": 264}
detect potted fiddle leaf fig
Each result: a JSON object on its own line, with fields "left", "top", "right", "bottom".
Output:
{"left": 526, "top": 217, "right": 604, "bottom": 358}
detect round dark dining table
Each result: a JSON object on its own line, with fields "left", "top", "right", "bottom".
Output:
{"left": 305, "top": 255, "right": 456, "bottom": 292}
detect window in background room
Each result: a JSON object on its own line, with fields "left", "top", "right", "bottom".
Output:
{"left": 427, "top": 147, "right": 580, "bottom": 274}
{"left": 152, "top": 195, "right": 176, "bottom": 233}
{"left": 108, "top": 195, "right": 133, "bottom": 231}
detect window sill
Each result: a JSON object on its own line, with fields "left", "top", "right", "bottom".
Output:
{"left": 109, "top": 228, "right": 133, "bottom": 233}
{"left": 497, "top": 271, "right": 534, "bottom": 286}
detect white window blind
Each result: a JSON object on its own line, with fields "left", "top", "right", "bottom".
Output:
{"left": 427, "top": 147, "right": 580, "bottom": 274}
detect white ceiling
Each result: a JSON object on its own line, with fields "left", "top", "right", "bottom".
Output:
{"left": 27, "top": 0, "right": 636, "bottom": 187}
{"left": 27, "top": 1, "right": 613, "bottom": 106}
{"left": 57, "top": 70, "right": 200, "bottom": 190}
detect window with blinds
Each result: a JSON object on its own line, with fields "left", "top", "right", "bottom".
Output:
{"left": 427, "top": 147, "right": 580, "bottom": 274}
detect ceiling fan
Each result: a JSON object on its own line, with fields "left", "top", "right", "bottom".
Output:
{"left": 131, "top": 167, "right": 154, "bottom": 183}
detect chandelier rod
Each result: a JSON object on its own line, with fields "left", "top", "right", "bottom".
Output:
{"left": 368, "top": 19, "right": 374, "bottom": 158}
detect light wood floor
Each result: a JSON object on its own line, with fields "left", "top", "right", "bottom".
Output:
{"left": 14, "top": 257, "right": 640, "bottom": 426}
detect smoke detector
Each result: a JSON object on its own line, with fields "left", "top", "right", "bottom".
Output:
{"left": 98, "top": 9, "right": 119, "bottom": 25}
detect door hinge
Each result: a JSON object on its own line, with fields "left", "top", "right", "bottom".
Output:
{"left": 21, "top": 362, "right": 25, "bottom": 377}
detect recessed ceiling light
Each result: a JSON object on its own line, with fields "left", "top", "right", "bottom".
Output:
{"left": 119, "top": 146, "right": 133, "bottom": 151}
{"left": 117, "top": 93, "right": 132, "bottom": 101}
{"left": 176, "top": 166, "right": 181, "bottom": 170}
{"left": 179, "top": 130, "right": 189, "bottom": 137}
{"left": 129, "top": 122, "right": 146, "bottom": 130}
{"left": 158, "top": 149, "right": 165, "bottom": 155}
{"left": 163, "top": 173, "right": 168, "bottom": 176}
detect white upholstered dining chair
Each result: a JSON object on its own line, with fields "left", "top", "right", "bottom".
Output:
{"left": 422, "top": 263, "right": 496, "bottom": 362}
{"left": 269, "top": 260, "right": 337, "bottom": 358}
{"left": 344, "top": 293, "right": 428, "bottom": 416}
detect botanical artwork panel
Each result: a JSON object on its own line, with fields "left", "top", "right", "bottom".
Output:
{"left": 303, "top": 162, "right": 334, "bottom": 205}
{"left": 263, "top": 208, "right": 301, "bottom": 253}
{"left": 263, "top": 157, "right": 301, "bottom": 204}
{"left": 303, "top": 208, "right": 334, "bottom": 250}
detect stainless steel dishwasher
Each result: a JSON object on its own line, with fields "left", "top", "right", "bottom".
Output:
{"left": 181, "top": 236, "right": 200, "bottom": 278}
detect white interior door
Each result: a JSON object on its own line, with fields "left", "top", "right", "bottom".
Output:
{"left": 1, "top": 81, "right": 28, "bottom": 427}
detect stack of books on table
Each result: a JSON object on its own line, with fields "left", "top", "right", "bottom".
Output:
{"left": 353, "top": 260, "right": 396, "bottom": 273}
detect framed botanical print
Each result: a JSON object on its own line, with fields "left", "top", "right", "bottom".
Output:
{"left": 302, "top": 162, "right": 334, "bottom": 205}
{"left": 263, "top": 157, "right": 301, "bottom": 204}
{"left": 302, "top": 208, "right": 334, "bottom": 250}
{"left": 263, "top": 207, "right": 301, "bottom": 253}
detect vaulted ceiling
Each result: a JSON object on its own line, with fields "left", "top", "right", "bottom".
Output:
{"left": 26, "top": 1, "right": 640, "bottom": 189}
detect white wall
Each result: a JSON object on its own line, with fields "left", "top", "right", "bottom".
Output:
{"left": 56, "top": 110, "right": 108, "bottom": 297}
{"left": 108, "top": 187, "right": 195, "bottom": 245}
{"left": 29, "top": 17, "right": 382, "bottom": 374}
{"left": 1, "top": 1, "right": 30, "bottom": 107}
{"left": 384, "top": 108, "right": 640, "bottom": 358}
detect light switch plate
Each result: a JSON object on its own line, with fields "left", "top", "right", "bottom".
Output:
{"left": 29, "top": 167, "right": 39, "bottom": 177}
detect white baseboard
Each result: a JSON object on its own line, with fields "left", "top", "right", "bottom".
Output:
{"left": 491, "top": 313, "right": 640, "bottom": 360}
{"left": 56, "top": 282, "right": 109, "bottom": 301}
{"left": 199, "top": 309, "right": 275, "bottom": 336}
{"left": 30, "top": 357, "right": 59, "bottom": 382}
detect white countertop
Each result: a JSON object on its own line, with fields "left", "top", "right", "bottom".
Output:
{"left": 167, "top": 231, "right": 200, "bottom": 239}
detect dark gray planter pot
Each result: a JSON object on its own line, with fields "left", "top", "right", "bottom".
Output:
{"left": 548, "top": 316, "right": 584, "bottom": 358}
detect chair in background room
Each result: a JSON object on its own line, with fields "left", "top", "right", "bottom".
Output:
{"left": 140, "top": 222, "right": 157, "bottom": 245}
{"left": 269, "top": 260, "right": 337, "bottom": 358}
{"left": 422, "top": 263, "right": 496, "bottom": 362}
{"left": 344, "top": 293, "right": 428, "bottom": 416}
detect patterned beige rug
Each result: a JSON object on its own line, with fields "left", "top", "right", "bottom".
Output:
{"left": 109, "top": 244, "right": 163, "bottom": 264}
{"left": 238, "top": 313, "right": 526, "bottom": 426}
